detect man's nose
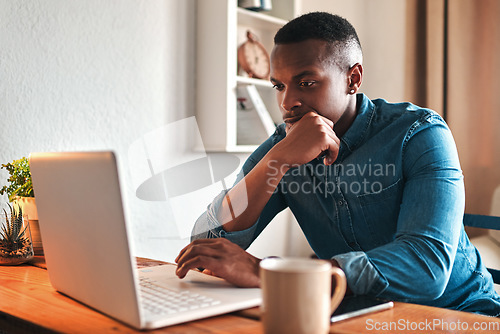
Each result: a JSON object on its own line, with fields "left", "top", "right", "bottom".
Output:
{"left": 280, "top": 88, "right": 302, "bottom": 112}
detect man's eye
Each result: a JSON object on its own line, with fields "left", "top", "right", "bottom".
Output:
{"left": 299, "top": 81, "right": 314, "bottom": 87}
{"left": 272, "top": 84, "right": 284, "bottom": 91}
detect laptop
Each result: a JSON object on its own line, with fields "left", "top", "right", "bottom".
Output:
{"left": 29, "top": 151, "right": 261, "bottom": 330}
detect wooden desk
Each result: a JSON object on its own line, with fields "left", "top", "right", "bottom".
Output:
{"left": 0, "top": 260, "right": 261, "bottom": 333}
{"left": 1, "top": 259, "right": 499, "bottom": 333}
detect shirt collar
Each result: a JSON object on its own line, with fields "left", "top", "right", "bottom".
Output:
{"left": 338, "top": 93, "right": 375, "bottom": 158}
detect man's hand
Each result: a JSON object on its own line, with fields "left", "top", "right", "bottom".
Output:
{"left": 175, "top": 238, "right": 261, "bottom": 288}
{"left": 275, "top": 112, "right": 340, "bottom": 167}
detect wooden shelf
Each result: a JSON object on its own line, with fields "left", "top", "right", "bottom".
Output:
{"left": 196, "top": 0, "right": 297, "bottom": 153}
{"left": 237, "top": 7, "right": 287, "bottom": 29}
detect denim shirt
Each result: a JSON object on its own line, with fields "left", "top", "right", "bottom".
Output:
{"left": 192, "top": 94, "right": 500, "bottom": 316}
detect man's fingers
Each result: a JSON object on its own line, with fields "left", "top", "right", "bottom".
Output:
{"left": 175, "top": 239, "right": 232, "bottom": 278}
{"left": 176, "top": 255, "right": 218, "bottom": 278}
{"left": 202, "top": 269, "right": 217, "bottom": 277}
{"left": 324, "top": 149, "right": 338, "bottom": 165}
{"left": 175, "top": 238, "right": 222, "bottom": 263}
{"left": 318, "top": 114, "right": 334, "bottom": 129}
{"left": 174, "top": 238, "right": 261, "bottom": 288}
{"left": 324, "top": 131, "right": 340, "bottom": 165}
{"left": 176, "top": 241, "right": 222, "bottom": 266}
{"left": 175, "top": 245, "right": 189, "bottom": 263}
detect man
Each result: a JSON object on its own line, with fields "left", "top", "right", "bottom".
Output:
{"left": 176, "top": 12, "right": 500, "bottom": 315}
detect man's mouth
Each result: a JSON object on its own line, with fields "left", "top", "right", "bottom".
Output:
{"left": 283, "top": 115, "right": 303, "bottom": 125}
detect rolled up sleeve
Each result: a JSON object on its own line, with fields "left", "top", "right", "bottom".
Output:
{"left": 191, "top": 126, "right": 288, "bottom": 249}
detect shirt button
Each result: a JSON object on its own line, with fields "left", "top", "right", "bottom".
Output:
{"left": 338, "top": 200, "right": 344, "bottom": 206}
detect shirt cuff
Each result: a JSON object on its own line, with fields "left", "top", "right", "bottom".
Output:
{"left": 333, "top": 251, "right": 389, "bottom": 296}
{"left": 218, "top": 223, "right": 258, "bottom": 250}
{"left": 190, "top": 191, "right": 224, "bottom": 240}
{"left": 195, "top": 190, "right": 258, "bottom": 249}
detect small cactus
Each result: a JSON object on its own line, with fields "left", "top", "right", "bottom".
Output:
{"left": 0, "top": 204, "right": 33, "bottom": 264}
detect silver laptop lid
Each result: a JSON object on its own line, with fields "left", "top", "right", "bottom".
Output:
{"left": 30, "top": 151, "right": 143, "bottom": 328}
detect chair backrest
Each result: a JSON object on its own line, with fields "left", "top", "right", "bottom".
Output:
{"left": 463, "top": 213, "right": 500, "bottom": 284}
{"left": 490, "top": 186, "right": 500, "bottom": 243}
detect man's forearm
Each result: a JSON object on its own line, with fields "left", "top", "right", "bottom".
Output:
{"left": 218, "top": 151, "right": 290, "bottom": 232}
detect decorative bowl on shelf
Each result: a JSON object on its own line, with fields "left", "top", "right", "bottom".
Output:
{"left": 0, "top": 206, "right": 34, "bottom": 265}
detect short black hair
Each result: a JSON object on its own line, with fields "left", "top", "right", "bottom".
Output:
{"left": 274, "top": 12, "right": 362, "bottom": 68}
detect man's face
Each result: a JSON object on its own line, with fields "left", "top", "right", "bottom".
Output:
{"left": 270, "top": 39, "right": 350, "bottom": 130}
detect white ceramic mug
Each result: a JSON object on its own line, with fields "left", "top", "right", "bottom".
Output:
{"left": 260, "top": 257, "right": 346, "bottom": 334}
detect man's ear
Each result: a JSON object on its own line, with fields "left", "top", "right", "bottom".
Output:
{"left": 347, "top": 63, "right": 363, "bottom": 94}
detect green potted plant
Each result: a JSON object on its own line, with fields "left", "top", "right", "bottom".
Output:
{"left": 0, "top": 204, "right": 34, "bottom": 265}
{"left": 0, "top": 157, "right": 34, "bottom": 199}
{"left": 0, "top": 157, "right": 42, "bottom": 255}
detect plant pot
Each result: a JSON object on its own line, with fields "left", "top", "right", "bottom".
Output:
{"left": 12, "top": 196, "right": 43, "bottom": 256}
{"left": 0, "top": 212, "right": 34, "bottom": 265}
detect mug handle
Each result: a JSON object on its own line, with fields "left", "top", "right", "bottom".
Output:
{"left": 330, "top": 267, "right": 347, "bottom": 314}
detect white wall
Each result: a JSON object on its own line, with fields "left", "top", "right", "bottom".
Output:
{"left": 0, "top": 0, "right": 196, "bottom": 261}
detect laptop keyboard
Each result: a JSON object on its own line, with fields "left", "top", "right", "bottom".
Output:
{"left": 139, "top": 277, "right": 221, "bottom": 315}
